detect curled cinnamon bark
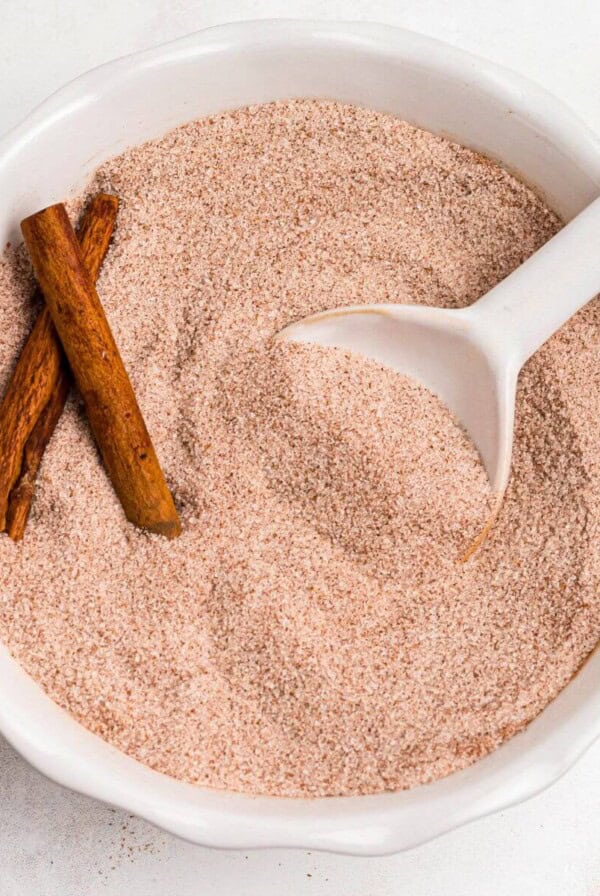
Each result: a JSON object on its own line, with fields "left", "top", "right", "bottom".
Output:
{"left": 0, "top": 194, "right": 119, "bottom": 539}
{"left": 21, "top": 203, "right": 181, "bottom": 539}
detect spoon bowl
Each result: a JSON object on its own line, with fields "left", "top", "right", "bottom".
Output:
{"left": 280, "top": 303, "right": 516, "bottom": 493}
{"left": 279, "top": 194, "right": 600, "bottom": 494}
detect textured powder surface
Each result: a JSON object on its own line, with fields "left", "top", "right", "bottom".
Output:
{"left": 1, "top": 100, "right": 600, "bottom": 798}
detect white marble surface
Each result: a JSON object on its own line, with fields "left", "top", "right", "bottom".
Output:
{"left": 1, "top": 2, "right": 599, "bottom": 893}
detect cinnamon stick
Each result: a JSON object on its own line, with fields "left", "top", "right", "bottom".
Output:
{"left": 0, "top": 194, "right": 119, "bottom": 539}
{"left": 21, "top": 203, "right": 181, "bottom": 539}
{"left": 5, "top": 371, "right": 70, "bottom": 540}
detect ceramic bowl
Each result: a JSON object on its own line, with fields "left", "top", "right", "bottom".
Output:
{"left": 1, "top": 20, "right": 599, "bottom": 855}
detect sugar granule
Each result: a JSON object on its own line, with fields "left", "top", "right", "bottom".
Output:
{"left": 0, "top": 100, "right": 599, "bottom": 797}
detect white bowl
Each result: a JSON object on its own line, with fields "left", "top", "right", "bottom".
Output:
{"left": 1, "top": 20, "right": 599, "bottom": 855}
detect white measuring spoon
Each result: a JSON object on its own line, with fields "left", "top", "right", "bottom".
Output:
{"left": 278, "top": 195, "right": 600, "bottom": 495}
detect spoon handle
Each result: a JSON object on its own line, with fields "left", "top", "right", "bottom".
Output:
{"left": 469, "top": 193, "right": 600, "bottom": 369}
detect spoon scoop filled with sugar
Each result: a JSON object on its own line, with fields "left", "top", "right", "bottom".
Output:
{"left": 278, "top": 195, "right": 600, "bottom": 496}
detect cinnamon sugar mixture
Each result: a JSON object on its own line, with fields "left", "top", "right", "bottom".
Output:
{"left": 1, "top": 100, "right": 600, "bottom": 797}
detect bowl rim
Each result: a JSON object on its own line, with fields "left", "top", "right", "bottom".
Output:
{"left": 1, "top": 18, "right": 600, "bottom": 856}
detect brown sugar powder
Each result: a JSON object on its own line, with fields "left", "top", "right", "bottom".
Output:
{"left": 1, "top": 100, "right": 600, "bottom": 797}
